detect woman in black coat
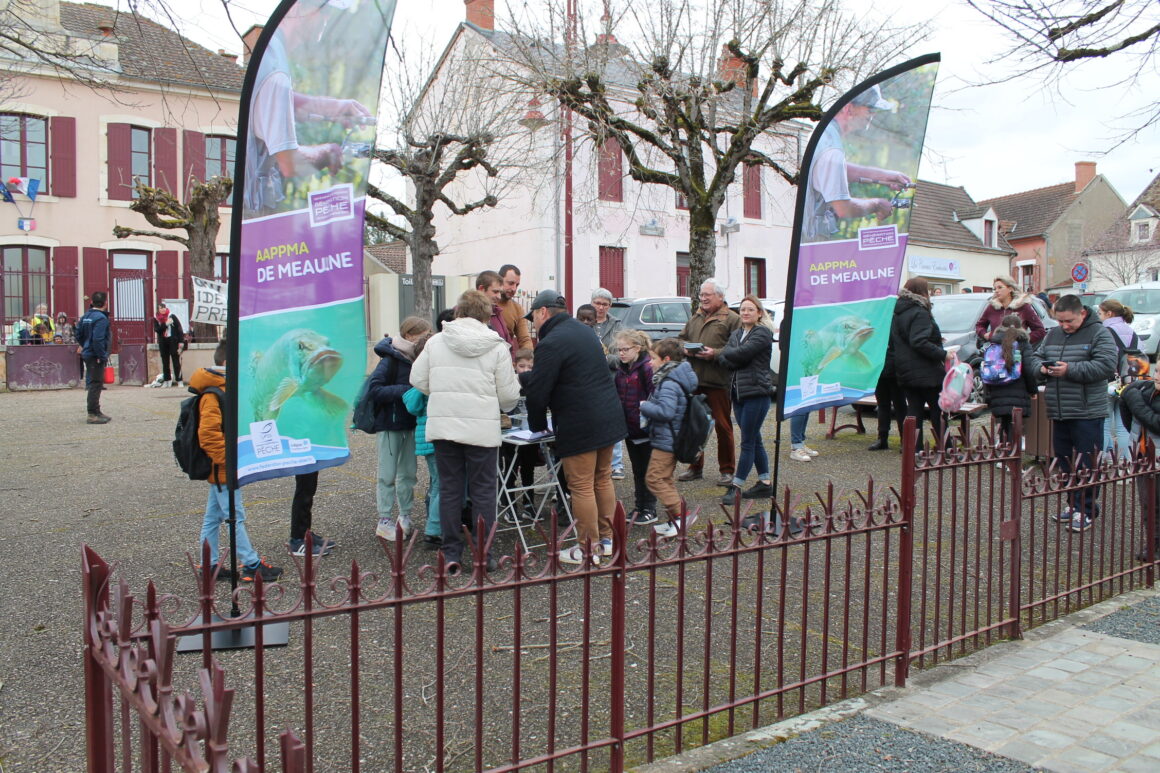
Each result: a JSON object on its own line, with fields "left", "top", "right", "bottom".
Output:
{"left": 703, "top": 295, "right": 775, "bottom": 503}
{"left": 890, "top": 277, "right": 949, "bottom": 446}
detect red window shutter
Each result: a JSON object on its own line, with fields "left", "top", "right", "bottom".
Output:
{"left": 676, "top": 191, "right": 688, "bottom": 210}
{"left": 82, "top": 247, "right": 109, "bottom": 301}
{"left": 155, "top": 250, "right": 180, "bottom": 301}
{"left": 49, "top": 116, "right": 77, "bottom": 197}
{"left": 182, "top": 130, "right": 206, "bottom": 200}
{"left": 598, "top": 246, "right": 625, "bottom": 298}
{"left": 743, "top": 164, "right": 761, "bottom": 219}
{"left": 153, "top": 127, "right": 178, "bottom": 195}
{"left": 597, "top": 138, "right": 623, "bottom": 202}
{"left": 52, "top": 246, "right": 79, "bottom": 317}
{"left": 107, "top": 123, "right": 133, "bottom": 200}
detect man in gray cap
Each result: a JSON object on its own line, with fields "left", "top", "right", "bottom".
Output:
{"left": 802, "top": 84, "right": 912, "bottom": 242}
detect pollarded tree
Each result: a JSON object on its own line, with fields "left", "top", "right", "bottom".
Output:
{"left": 112, "top": 177, "right": 232, "bottom": 280}
{"left": 502, "top": 0, "right": 923, "bottom": 302}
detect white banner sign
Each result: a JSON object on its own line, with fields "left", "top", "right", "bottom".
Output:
{"left": 190, "top": 276, "right": 228, "bottom": 325}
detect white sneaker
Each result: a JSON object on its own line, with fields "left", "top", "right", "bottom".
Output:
{"left": 376, "top": 518, "right": 399, "bottom": 540}
{"left": 599, "top": 538, "right": 613, "bottom": 556}
{"left": 801, "top": 445, "right": 820, "bottom": 457}
{"left": 654, "top": 520, "right": 680, "bottom": 538}
{"left": 789, "top": 448, "right": 812, "bottom": 462}
{"left": 558, "top": 545, "right": 598, "bottom": 566}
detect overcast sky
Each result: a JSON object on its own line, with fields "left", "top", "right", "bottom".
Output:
{"left": 97, "top": 0, "right": 1159, "bottom": 204}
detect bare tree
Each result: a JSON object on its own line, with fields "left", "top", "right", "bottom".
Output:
{"left": 366, "top": 31, "right": 533, "bottom": 318}
{"left": 966, "top": 1, "right": 1160, "bottom": 145}
{"left": 1090, "top": 247, "right": 1159, "bottom": 286}
{"left": 500, "top": 0, "right": 923, "bottom": 301}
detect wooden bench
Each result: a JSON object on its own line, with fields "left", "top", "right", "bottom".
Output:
{"left": 826, "top": 397, "right": 988, "bottom": 439}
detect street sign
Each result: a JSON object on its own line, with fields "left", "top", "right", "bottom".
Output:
{"left": 1072, "top": 282, "right": 1088, "bottom": 292}
{"left": 1071, "top": 262, "right": 1090, "bottom": 283}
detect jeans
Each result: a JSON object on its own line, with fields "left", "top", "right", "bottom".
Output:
{"left": 624, "top": 440, "right": 656, "bottom": 512}
{"left": 733, "top": 395, "right": 771, "bottom": 484}
{"left": 422, "top": 455, "right": 442, "bottom": 538}
{"left": 290, "top": 471, "right": 318, "bottom": 541}
{"left": 611, "top": 441, "right": 624, "bottom": 470}
{"left": 560, "top": 445, "right": 616, "bottom": 545}
{"left": 433, "top": 441, "right": 498, "bottom": 563}
{"left": 83, "top": 356, "right": 105, "bottom": 415}
{"left": 376, "top": 429, "right": 417, "bottom": 524}
{"left": 1105, "top": 394, "right": 1131, "bottom": 461}
{"left": 1053, "top": 418, "right": 1104, "bottom": 518}
{"left": 790, "top": 412, "right": 808, "bottom": 448}
{"left": 200, "top": 484, "right": 259, "bottom": 568}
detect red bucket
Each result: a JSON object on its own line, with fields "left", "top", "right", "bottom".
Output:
{"left": 104, "top": 366, "right": 114, "bottom": 384}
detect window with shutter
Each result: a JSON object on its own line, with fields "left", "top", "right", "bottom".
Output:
{"left": 130, "top": 127, "right": 152, "bottom": 198}
{"left": 0, "top": 114, "right": 49, "bottom": 187}
{"left": 675, "top": 191, "right": 688, "bottom": 210}
{"left": 2, "top": 245, "right": 50, "bottom": 320}
{"left": 49, "top": 116, "right": 76, "bottom": 197}
{"left": 205, "top": 135, "right": 237, "bottom": 180}
{"left": 598, "top": 246, "right": 625, "bottom": 298}
{"left": 743, "top": 164, "right": 761, "bottom": 219}
{"left": 744, "top": 257, "right": 766, "bottom": 297}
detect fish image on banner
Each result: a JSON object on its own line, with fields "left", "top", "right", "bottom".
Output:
{"left": 227, "top": 0, "right": 396, "bottom": 486}
{"left": 778, "top": 55, "right": 940, "bottom": 420}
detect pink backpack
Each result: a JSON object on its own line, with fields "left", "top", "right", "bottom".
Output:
{"left": 938, "top": 353, "right": 973, "bottom": 412}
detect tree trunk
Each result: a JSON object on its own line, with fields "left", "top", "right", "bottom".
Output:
{"left": 411, "top": 237, "right": 436, "bottom": 320}
{"left": 687, "top": 206, "right": 719, "bottom": 309}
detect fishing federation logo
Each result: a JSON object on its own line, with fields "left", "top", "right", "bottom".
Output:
{"left": 308, "top": 184, "right": 355, "bottom": 227}
{"left": 858, "top": 225, "right": 898, "bottom": 251}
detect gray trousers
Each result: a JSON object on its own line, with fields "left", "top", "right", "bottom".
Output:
{"left": 433, "top": 440, "right": 498, "bottom": 565}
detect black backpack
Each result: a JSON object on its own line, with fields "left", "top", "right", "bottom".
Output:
{"left": 672, "top": 383, "right": 714, "bottom": 464}
{"left": 350, "top": 356, "right": 395, "bottom": 434}
{"left": 173, "top": 386, "right": 225, "bottom": 480}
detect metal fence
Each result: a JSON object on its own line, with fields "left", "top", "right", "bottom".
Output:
{"left": 81, "top": 414, "right": 1158, "bottom": 772}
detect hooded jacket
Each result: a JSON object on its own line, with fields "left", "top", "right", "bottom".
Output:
{"left": 523, "top": 312, "right": 627, "bottom": 457}
{"left": 190, "top": 366, "right": 229, "bottom": 485}
{"left": 1121, "top": 379, "right": 1160, "bottom": 455}
{"left": 1027, "top": 307, "right": 1118, "bottom": 421}
{"left": 984, "top": 325, "right": 1037, "bottom": 417}
{"left": 975, "top": 293, "right": 1046, "bottom": 344}
{"left": 409, "top": 317, "right": 521, "bottom": 447}
{"left": 367, "top": 337, "right": 418, "bottom": 433}
{"left": 401, "top": 387, "right": 433, "bottom": 456}
{"left": 611, "top": 352, "right": 653, "bottom": 441}
{"left": 890, "top": 289, "right": 947, "bottom": 389}
{"left": 640, "top": 361, "right": 699, "bottom": 453}
{"left": 717, "top": 323, "right": 774, "bottom": 400}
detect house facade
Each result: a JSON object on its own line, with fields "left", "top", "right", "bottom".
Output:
{"left": 420, "top": 1, "right": 803, "bottom": 307}
{"left": 0, "top": 1, "right": 243, "bottom": 352}
{"left": 977, "top": 162, "right": 1125, "bottom": 294}
{"left": 904, "top": 180, "right": 1016, "bottom": 294}
{"left": 1082, "top": 172, "right": 1160, "bottom": 288}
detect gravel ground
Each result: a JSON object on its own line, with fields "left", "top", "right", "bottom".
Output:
{"left": 701, "top": 715, "right": 1035, "bottom": 772}
{"left": 1080, "top": 593, "right": 1160, "bottom": 645}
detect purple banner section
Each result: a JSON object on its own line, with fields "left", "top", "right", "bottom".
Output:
{"left": 238, "top": 196, "right": 366, "bottom": 317}
{"left": 793, "top": 231, "right": 908, "bottom": 307}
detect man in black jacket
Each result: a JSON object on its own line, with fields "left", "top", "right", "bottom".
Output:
{"left": 1027, "top": 294, "right": 1118, "bottom": 533}
{"left": 524, "top": 290, "right": 627, "bottom": 565}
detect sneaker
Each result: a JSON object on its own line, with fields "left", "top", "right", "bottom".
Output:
{"left": 423, "top": 534, "right": 443, "bottom": 550}
{"left": 867, "top": 438, "right": 889, "bottom": 451}
{"left": 311, "top": 533, "right": 337, "bottom": 553}
{"left": 87, "top": 414, "right": 111, "bottom": 424}
{"left": 721, "top": 486, "right": 741, "bottom": 506}
{"left": 239, "top": 558, "right": 283, "bottom": 583}
{"left": 715, "top": 474, "right": 734, "bottom": 487}
{"left": 677, "top": 468, "right": 703, "bottom": 482}
{"left": 376, "top": 517, "right": 399, "bottom": 540}
{"left": 741, "top": 481, "right": 774, "bottom": 500}
{"left": 789, "top": 448, "right": 812, "bottom": 462}
{"left": 1068, "top": 513, "right": 1094, "bottom": 533}
{"left": 801, "top": 446, "right": 820, "bottom": 458}
{"left": 1052, "top": 509, "right": 1073, "bottom": 523}
{"left": 599, "top": 538, "right": 613, "bottom": 557}
{"left": 630, "top": 509, "right": 659, "bottom": 526}
{"left": 611, "top": 467, "right": 626, "bottom": 481}
{"left": 654, "top": 519, "right": 681, "bottom": 538}
{"left": 558, "top": 545, "right": 599, "bottom": 566}
{"left": 288, "top": 535, "right": 335, "bottom": 557}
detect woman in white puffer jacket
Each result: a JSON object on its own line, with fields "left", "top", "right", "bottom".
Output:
{"left": 409, "top": 290, "right": 521, "bottom": 572}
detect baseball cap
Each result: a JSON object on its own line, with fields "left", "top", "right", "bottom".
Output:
{"left": 850, "top": 84, "right": 893, "bottom": 111}
{"left": 524, "top": 289, "right": 568, "bottom": 320}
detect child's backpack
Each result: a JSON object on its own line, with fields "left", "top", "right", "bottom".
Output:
{"left": 938, "top": 353, "right": 974, "bottom": 412}
{"left": 350, "top": 357, "right": 395, "bottom": 434}
{"left": 673, "top": 383, "right": 714, "bottom": 464}
{"left": 980, "top": 343, "right": 1021, "bottom": 385}
{"left": 173, "top": 386, "right": 225, "bottom": 480}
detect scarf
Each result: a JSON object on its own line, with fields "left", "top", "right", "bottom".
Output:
{"left": 652, "top": 360, "right": 680, "bottom": 387}
{"left": 394, "top": 337, "right": 416, "bottom": 361}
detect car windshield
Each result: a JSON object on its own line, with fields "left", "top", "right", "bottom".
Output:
{"left": 931, "top": 297, "right": 987, "bottom": 333}
{"left": 1105, "top": 288, "right": 1160, "bottom": 315}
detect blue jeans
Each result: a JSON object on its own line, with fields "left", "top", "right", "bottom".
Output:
{"left": 422, "top": 455, "right": 442, "bottom": 538}
{"left": 611, "top": 440, "right": 624, "bottom": 470}
{"left": 790, "top": 412, "right": 808, "bottom": 449}
{"left": 1105, "top": 394, "right": 1131, "bottom": 460}
{"left": 200, "top": 484, "right": 259, "bottom": 568}
{"left": 733, "top": 396, "right": 771, "bottom": 485}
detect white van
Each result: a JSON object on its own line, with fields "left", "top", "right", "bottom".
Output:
{"left": 1102, "top": 281, "right": 1160, "bottom": 359}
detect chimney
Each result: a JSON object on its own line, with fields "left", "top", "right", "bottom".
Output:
{"left": 217, "top": 49, "right": 236, "bottom": 62}
{"left": 1075, "top": 161, "right": 1096, "bottom": 193}
{"left": 719, "top": 44, "right": 746, "bottom": 89}
{"left": 242, "top": 25, "right": 264, "bottom": 65}
{"left": 97, "top": 22, "right": 115, "bottom": 37}
{"left": 465, "top": 0, "right": 495, "bottom": 31}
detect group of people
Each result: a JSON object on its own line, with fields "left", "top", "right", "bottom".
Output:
{"left": 6, "top": 304, "right": 73, "bottom": 346}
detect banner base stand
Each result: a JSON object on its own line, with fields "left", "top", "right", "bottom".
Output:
{"left": 176, "top": 616, "right": 290, "bottom": 653}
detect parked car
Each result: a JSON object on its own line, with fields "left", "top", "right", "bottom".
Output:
{"left": 609, "top": 297, "right": 690, "bottom": 340}
{"left": 1103, "top": 282, "right": 1160, "bottom": 359}
{"left": 931, "top": 293, "right": 1057, "bottom": 402}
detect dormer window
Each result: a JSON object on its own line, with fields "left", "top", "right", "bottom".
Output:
{"left": 1129, "top": 204, "right": 1158, "bottom": 244}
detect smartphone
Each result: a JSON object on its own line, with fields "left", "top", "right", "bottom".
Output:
{"left": 1042, "top": 361, "right": 1058, "bottom": 368}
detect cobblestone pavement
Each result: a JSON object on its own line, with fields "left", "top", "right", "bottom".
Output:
{"left": 640, "top": 587, "right": 1160, "bottom": 773}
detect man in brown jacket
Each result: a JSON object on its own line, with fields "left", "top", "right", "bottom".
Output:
{"left": 498, "top": 264, "right": 533, "bottom": 350}
{"left": 679, "top": 279, "right": 741, "bottom": 485}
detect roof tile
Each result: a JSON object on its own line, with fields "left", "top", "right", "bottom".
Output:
{"left": 977, "top": 181, "right": 1077, "bottom": 240}
{"left": 909, "top": 180, "right": 1013, "bottom": 253}
{"left": 1084, "top": 171, "right": 1160, "bottom": 255}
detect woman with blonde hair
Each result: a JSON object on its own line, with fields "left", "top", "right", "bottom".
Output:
{"left": 975, "top": 275, "right": 1046, "bottom": 345}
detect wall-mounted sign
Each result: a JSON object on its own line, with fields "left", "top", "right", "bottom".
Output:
{"left": 908, "top": 255, "right": 962, "bottom": 279}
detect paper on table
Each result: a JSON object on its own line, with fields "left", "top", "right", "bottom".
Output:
{"left": 507, "top": 428, "right": 553, "bottom": 441}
